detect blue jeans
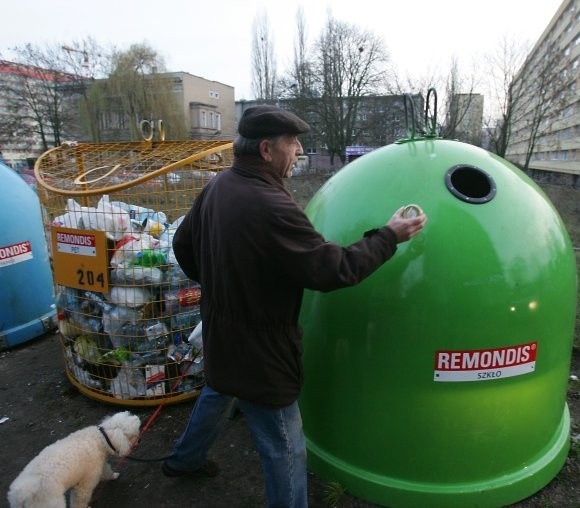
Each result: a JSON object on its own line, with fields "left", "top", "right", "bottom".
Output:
{"left": 167, "top": 384, "right": 308, "bottom": 508}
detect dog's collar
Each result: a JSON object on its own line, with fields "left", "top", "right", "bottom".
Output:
{"left": 98, "top": 425, "right": 118, "bottom": 453}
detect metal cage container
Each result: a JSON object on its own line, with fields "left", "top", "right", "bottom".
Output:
{"left": 35, "top": 139, "right": 233, "bottom": 406}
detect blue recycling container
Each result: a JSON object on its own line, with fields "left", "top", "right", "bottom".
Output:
{"left": 0, "top": 162, "right": 56, "bottom": 349}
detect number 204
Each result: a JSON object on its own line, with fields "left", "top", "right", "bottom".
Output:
{"left": 77, "top": 269, "right": 105, "bottom": 288}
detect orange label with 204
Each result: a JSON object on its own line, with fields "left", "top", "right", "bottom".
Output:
{"left": 51, "top": 226, "right": 109, "bottom": 293}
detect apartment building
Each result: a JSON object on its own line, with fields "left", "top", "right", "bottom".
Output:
{"left": 164, "top": 71, "right": 236, "bottom": 139}
{"left": 505, "top": 0, "right": 579, "bottom": 176}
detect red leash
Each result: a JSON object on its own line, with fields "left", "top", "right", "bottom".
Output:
{"left": 90, "top": 354, "right": 201, "bottom": 505}
{"left": 120, "top": 353, "right": 201, "bottom": 465}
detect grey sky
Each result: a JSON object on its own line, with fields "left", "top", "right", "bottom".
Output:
{"left": 0, "top": 0, "right": 564, "bottom": 99}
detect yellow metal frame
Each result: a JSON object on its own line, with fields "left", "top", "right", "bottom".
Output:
{"left": 64, "top": 369, "right": 202, "bottom": 407}
{"left": 35, "top": 139, "right": 233, "bottom": 196}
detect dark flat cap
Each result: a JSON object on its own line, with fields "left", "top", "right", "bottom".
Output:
{"left": 238, "top": 105, "right": 310, "bottom": 138}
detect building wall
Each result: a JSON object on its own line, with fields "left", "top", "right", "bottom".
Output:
{"left": 453, "top": 94, "right": 484, "bottom": 146}
{"left": 168, "top": 72, "right": 236, "bottom": 139}
{"left": 505, "top": 0, "right": 579, "bottom": 175}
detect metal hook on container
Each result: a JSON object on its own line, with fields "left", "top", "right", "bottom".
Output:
{"left": 140, "top": 119, "right": 165, "bottom": 142}
{"left": 157, "top": 119, "right": 165, "bottom": 142}
{"left": 403, "top": 94, "right": 416, "bottom": 140}
{"left": 425, "top": 88, "right": 438, "bottom": 137}
{"left": 140, "top": 120, "right": 153, "bottom": 142}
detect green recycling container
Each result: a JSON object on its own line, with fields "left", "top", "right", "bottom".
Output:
{"left": 300, "top": 139, "right": 577, "bottom": 507}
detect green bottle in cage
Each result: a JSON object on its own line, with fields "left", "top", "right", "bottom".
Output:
{"left": 133, "top": 249, "right": 168, "bottom": 267}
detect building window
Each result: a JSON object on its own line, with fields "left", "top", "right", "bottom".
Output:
{"left": 216, "top": 113, "right": 221, "bottom": 131}
{"left": 209, "top": 90, "right": 220, "bottom": 99}
{"left": 209, "top": 112, "right": 214, "bottom": 128}
{"left": 201, "top": 111, "right": 207, "bottom": 127}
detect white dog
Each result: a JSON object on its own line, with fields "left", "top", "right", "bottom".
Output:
{"left": 7, "top": 411, "right": 141, "bottom": 508}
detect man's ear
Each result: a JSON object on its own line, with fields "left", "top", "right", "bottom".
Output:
{"left": 259, "top": 139, "right": 272, "bottom": 161}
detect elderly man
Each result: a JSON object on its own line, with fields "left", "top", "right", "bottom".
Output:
{"left": 164, "top": 105, "right": 426, "bottom": 507}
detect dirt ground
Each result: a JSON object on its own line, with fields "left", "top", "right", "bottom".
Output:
{"left": 1, "top": 175, "right": 578, "bottom": 508}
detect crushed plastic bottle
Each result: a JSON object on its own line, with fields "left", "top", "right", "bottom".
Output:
{"left": 102, "top": 305, "right": 144, "bottom": 349}
{"left": 163, "top": 264, "right": 193, "bottom": 290}
{"left": 171, "top": 308, "right": 201, "bottom": 337}
{"left": 110, "top": 265, "right": 164, "bottom": 286}
{"left": 55, "top": 287, "right": 102, "bottom": 335}
{"left": 110, "top": 367, "right": 147, "bottom": 399}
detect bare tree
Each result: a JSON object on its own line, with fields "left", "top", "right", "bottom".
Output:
{"left": 60, "top": 37, "right": 112, "bottom": 142}
{"left": 438, "top": 58, "right": 482, "bottom": 144}
{"left": 482, "top": 37, "right": 529, "bottom": 156}
{"left": 289, "top": 7, "right": 314, "bottom": 99}
{"left": 251, "top": 11, "right": 277, "bottom": 101}
{"left": 279, "top": 8, "right": 316, "bottom": 138}
{"left": 0, "top": 44, "right": 81, "bottom": 152}
{"left": 311, "top": 13, "right": 390, "bottom": 164}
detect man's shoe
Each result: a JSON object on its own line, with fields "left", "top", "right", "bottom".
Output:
{"left": 162, "top": 460, "right": 219, "bottom": 478}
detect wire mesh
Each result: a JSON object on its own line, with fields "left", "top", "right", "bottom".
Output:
{"left": 35, "top": 140, "right": 233, "bottom": 406}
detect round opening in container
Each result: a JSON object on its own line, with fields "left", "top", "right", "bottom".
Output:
{"left": 445, "top": 164, "right": 496, "bottom": 204}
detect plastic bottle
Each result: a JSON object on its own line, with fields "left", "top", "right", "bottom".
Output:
{"left": 102, "top": 305, "right": 144, "bottom": 349}
{"left": 171, "top": 308, "right": 201, "bottom": 337}
{"left": 133, "top": 249, "right": 168, "bottom": 267}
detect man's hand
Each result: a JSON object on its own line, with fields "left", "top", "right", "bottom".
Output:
{"left": 387, "top": 206, "right": 427, "bottom": 243}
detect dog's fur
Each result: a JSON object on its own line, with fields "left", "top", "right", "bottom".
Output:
{"left": 7, "top": 411, "right": 140, "bottom": 508}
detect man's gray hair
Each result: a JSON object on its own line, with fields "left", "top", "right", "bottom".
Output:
{"left": 233, "top": 135, "right": 284, "bottom": 157}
